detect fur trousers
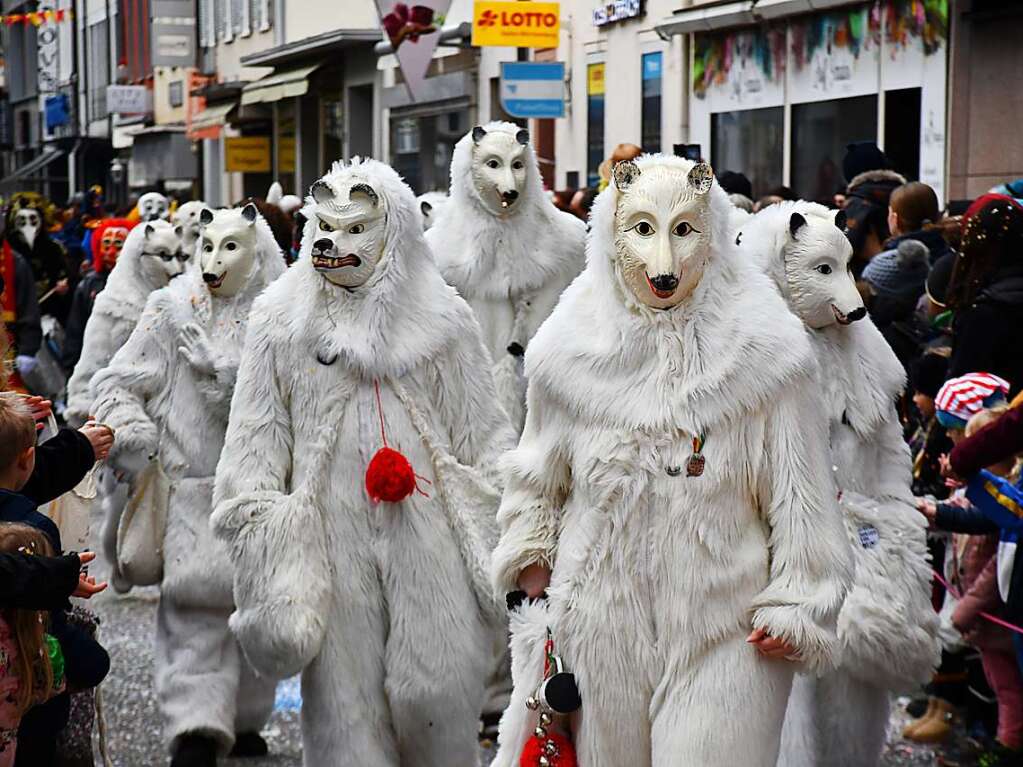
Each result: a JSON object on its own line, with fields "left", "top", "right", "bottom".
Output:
{"left": 155, "top": 594, "right": 276, "bottom": 754}
{"left": 777, "top": 672, "right": 890, "bottom": 767}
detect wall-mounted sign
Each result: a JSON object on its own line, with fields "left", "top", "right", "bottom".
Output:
{"left": 376, "top": 0, "right": 452, "bottom": 101}
{"left": 500, "top": 61, "right": 564, "bottom": 118}
{"left": 587, "top": 62, "right": 605, "bottom": 95}
{"left": 593, "top": 0, "right": 642, "bottom": 27}
{"left": 225, "top": 136, "right": 271, "bottom": 173}
{"left": 472, "top": 1, "right": 560, "bottom": 49}
{"left": 106, "top": 85, "right": 151, "bottom": 114}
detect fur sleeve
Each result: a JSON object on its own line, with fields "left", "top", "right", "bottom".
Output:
{"left": 750, "top": 380, "right": 852, "bottom": 674}
{"left": 873, "top": 409, "right": 914, "bottom": 502}
{"left": 212, "top": 302, "right": 293, "bottom": 509}
{"left": 428, "top": 322, "right": 515, "bottom": 483}
{"left": 90, "top": 295, "right": 173, "bottom": 473}
{"left": 490, "top": 381, "right": 571, "bottom": 597}
{"left": 65, "top": 310, "right": 130, "bottom": 426}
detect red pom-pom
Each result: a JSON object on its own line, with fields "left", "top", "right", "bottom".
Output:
{"left": 520, "top": 731, "right": 577, "bottom": 767}
{"left": 365, "top": 447, "right": 417, "bottom": 503}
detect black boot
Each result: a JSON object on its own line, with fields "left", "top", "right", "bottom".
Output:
{"left": 229, "top": 732, "right": 269, "bottom": 758}
{"left": 170, "top": 732, "right": 217, "bottom": 767}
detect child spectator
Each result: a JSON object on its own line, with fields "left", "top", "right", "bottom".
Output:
{"left": 0, "top": 396, "right": 111, "bottom": 766}
{"left": 0, "top": 523, "right": 66, "bottom": 766}
{"left": 909, "top": 352, "right": 954, "bottom": 499}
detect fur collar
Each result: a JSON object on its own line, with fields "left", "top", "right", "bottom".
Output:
{"left": 846, "top": 168, "right": 907, "bottom": 193}
{"left": 426, "top": 122, "right": 585, "bottom": 300}
{"left": 270, "top": 158, "right": 475, "bottom": 378}
{"left": 815, "top": 321, "right": 906, "bottom": 438}
{"left": 525, "top": 155, "right": 812, "bottom": 433}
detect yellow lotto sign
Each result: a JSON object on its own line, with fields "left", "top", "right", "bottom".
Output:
{"left": 472, "top": 1, "right": 560, "bottom": 48}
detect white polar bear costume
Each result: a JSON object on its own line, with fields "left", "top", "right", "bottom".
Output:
{"left": 736, "top": 202, "right": 939, "bottom": 767}
{"left": 426, "top": 122, "right": 585, "bottom": 432}
{"left": 211, "top": 158, "right": 515, "bottom": 767}
{"left": 66, "top": 219, "right": 187, "bottom": 425}
{"left": 491, "top": 156, "right": 852, "bottom": 767}
{"left": 91, "top": 204, "right": 285, "bottom": 755}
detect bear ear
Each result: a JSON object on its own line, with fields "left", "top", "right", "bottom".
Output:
{"left": 349, "top": 183, "right": 379, "bottom": 208}
{"left": 420, "top": 200, "right": 432, "bottom": 216}
{"left": 515, "top": 128, "right": 530, "bottom": 146}
{"left": 790, "top": 212, "right": 807, "bottom": 239}
{"left": 834, "top": 209, "right": 847, "bottom": 231}
{"left": 144, "top": 223, "right": 155, "bottom": 239}
{"left": 310, "top": 180, "right": 335, "bottom": 204}
{"left": 241, "top": 202, "right": 259, "bottom": 224}
{"left": 471, "top": 126, "right": 487, "bottom": 144}
{"left": 199, "top": 208, "right": 214, "bottom": 226}
{"left": 174, "top": 225, "right": 183, "bottom": 238}
{"left": 613, "top": 160, "right": 641, "bottom": 191}
{"left": 687, "top": 162, "right": 714, "bottom": 195}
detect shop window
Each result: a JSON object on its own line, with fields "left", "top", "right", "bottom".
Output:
{"left": 884, "top": 88, "right": 921, "bottom": 182}
{"left": 390, "top": 109, "right": 468, "bottom": 195}
{"left": 711, "top": 107, "right": 783, "bottom": 199}
{"left": 641, "top": 52, "right": 662, "bottom": 154}
{"left": 322, "top": 98, "right": 343, "bottom": 168}
{"left": 169, "top": 81, "right": 184, "bottom": 108}
{"left": 587, "top": 63, "right": 605, "bottom": 188}
{"left": 274, "top": 100, "right": 296, "bottom": 194}
{"left": 791, "top": 95, "right": 877, "bottom": 203}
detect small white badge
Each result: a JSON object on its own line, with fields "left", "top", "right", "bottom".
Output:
{"left": 858, "top": 524, "right": 880, "bottom": 549}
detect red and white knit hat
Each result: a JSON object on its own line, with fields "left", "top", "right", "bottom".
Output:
{"left": 935, "top": 372, "right": 1011, "bottom": 429}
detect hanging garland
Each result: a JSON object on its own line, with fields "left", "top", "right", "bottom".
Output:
{"left": 2, "top": 9, "right": 72, "bottom": 26}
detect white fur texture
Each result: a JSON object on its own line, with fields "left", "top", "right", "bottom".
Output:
{"left": 491, "top": 155, "right": 852, "bottom": 767}
{"left": 426, "top": 122, "right": 585, "bottom": 432}
{"left": 66, "top": 220, "right": 182, "bottom": 425}
{"left": 212, "top": 158, "right": 515, "bottom": 767}
{"left": 90, "top": 211, "right": 284, "bottom": 751}
{"left": 739, "top": 203, "right": 939, "bottom": 767}
{"left": 417, "top": 191, "right": 448, "bottom": 230}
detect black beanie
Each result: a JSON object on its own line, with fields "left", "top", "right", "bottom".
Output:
{"left": 926, "top": 251, "right": 956, "bottom": 308}
{"left": 910, "top": 353, "right": 950, "bottom": 399}
{"left": 717, "top": 171, "right": 753, "bottom": 200}
{"left": 843, "top": 142, "right": 890, "bottom": 183}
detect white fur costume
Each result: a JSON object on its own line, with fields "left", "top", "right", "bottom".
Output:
{"left": 491, "top": 157, "right": 852, "bottom": 767}
{"left": 425, "top": 122, "right": 585, "bottom": 432}
{"left": 211, "top": 159, "right": 515, "bottom": 767}
{"left": 91, "top": 208, "right": 285, "bottom": 754}
{"left": 737, "top": 202, "right": 938, "bottom": 767}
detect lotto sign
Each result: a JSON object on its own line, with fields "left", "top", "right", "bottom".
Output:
{"left": 472, "top": 1, "right": 560, "bottom": 48}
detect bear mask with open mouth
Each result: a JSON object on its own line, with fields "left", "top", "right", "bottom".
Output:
{"left": 307, "top": 178, "right": 386, "bottom": 289}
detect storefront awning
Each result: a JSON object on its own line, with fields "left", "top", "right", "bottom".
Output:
{"left": 655, "top": 1, "right": 755, "bottom": 36}
{"left": 241, "top": 63, "right": 321, "bottom": 105}
{"left": 0, "top": 148, "right": 66, "bottom": 187}
{"left": 191, "top": 100, "right": 236, "bottom": 131}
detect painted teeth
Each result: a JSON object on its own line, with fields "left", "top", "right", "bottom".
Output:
{"left": 314, "top": 256, "right": 351, "bottom": 268}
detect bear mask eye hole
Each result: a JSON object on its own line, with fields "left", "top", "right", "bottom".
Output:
{"left": 486, "top": 159, "right": 500, "bottom": 169}
{"left": 318, "top": 219, "right": 334, "bottom": 232}
{"left": 202, "top": 243, "right": 213, "bottom": 253}
{"left": 225, "top": 242, "right": 238, "bottom": 251}
{"left": 633, "top": 221, "right": 655, "bottom": 236}
{"left": 673, "top": 222, "right": 696, "bottom": 237}
{"left": 349, "top": 223, "right": 365, "bottom": 234}
{"left": 815, "top": 264, "right": 833, "bottom": 275}
{"left": 512, "top": 160, "right": 524, "bottom": 170}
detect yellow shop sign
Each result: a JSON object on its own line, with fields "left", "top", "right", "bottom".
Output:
{"left": 225, "top": 136, "right": 271, "bottom": 173}
{"left": 472, "top": 1, "right": 560, "bottom": 48}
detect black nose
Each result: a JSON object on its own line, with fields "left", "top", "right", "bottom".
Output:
{"left": 650, "top": 274, "right": 679, "bottom": 292}
{"left": 312, "top": 238, "right": 334, "bottom": 254}
{"left": 202, "top": 273, "right": 219, "bottom": 284}
{"left": 501, "top": 190, "right": 519, "bottom": 202}
{"left": 846, "top": 307, "right": 866, "bottom": 323}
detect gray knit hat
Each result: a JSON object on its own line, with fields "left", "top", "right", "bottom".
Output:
{"left": 862, "top": 239, "right": 930, "bottom": 297}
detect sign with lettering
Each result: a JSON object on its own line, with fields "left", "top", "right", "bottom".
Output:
{"left": 472, "top": 1, "right": 560, "bottom": 48}
{"left": 592, "top": 0, "right": 642, "bottom": 27}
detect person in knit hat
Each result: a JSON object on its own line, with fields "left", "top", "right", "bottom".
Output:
{"left": 842, "top": 142, "right": 907, "bottom": 275}
{"left": 935, "top": 373, "right": 1011, "bottom": 434}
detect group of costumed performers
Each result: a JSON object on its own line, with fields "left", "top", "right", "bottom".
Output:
{"left": 41, "top": 126, "right": 940, "bottom": 767}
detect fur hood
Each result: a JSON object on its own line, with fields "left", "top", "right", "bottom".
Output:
{"left": 426, "top": 121, "right": 585, "bottom": 299}
{"left": 525, "top": 154, "right": 813, "bottom": 432}
{"left": 846, "top": 168, "right": 907, "bottom": 194}
{"left": 264, "top": 157, "right": 477, "bottom": 378}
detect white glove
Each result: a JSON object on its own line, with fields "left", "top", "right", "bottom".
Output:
{"left": 177, "top": 323, "right": 216, "bottom": 376}
{"left": 15, "top": 355, "right": 37, "bottom": 376}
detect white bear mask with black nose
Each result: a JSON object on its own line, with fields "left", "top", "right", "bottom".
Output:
{"left": 137, "top": 191, "right": 170, "bottom": 222}
{"left": 172, "top": 200, "right": 206, "bottom": 250}
{"left": 469, "top": 125, "right": 530, "bottom": 217}
{"left": 198, "top": 204, "right": 259, "bottom": 297}
{"left": 138, "top": 220, "right": 187, "bottom": 283}
{"left": 612, "top": 160, "right": 715, "bottom": 309}
{"left": 306, "top": 178, "right": 386, "bottom": 289}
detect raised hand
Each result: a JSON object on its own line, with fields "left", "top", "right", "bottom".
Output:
{"left": 178, "top": 322, "right": 216, "bottom": 376}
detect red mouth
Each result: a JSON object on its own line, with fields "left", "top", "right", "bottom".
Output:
{"left": 646, "top": 274, "right": 679, "bottom": 299}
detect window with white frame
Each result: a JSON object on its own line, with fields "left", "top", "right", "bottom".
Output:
{"left": 219, "top": 0, "right": 233, "bottom": 42}
{"left": 199, "top": 0, "right": 216, "bottom": 48}
{"left": 254, "top": 0, "right": 271, "bottom": 32}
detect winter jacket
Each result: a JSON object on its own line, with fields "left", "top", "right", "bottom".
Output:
{"left": 911, "top": 416, "right": 954, "bottom": 500}
{"left": 887, "top": 228, "right": 952, "bottom": 267}
{"left": 950, "top": 404, "right": 1023, "bottom": 478}
{"left": 0, "top": 552, "right": 82, "bottom": 610}
{"left": 949, "top": 532, "right": 1007, "bottom": 650}
{"left": 2, "top": 251, "right": 42, "bottom": 358}
{"left": 949, "top": 262, "right": 1023, "bottom": 395}
{"left": 11, "top": 235, "right": 72, "bottom": 325}
{"left": 61, "top": 270, "right": 107, "bottom": 373}
{"left": 843, "top": 169, "right": 907, "bottom": 272}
